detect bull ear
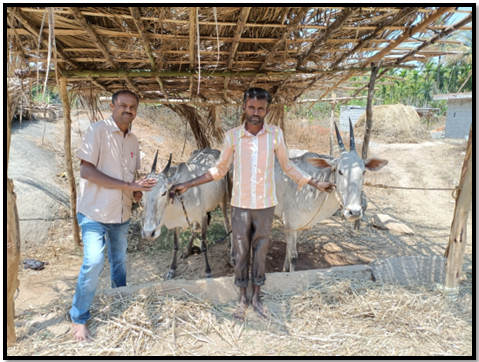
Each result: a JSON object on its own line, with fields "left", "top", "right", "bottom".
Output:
{"left": 306, "top": 157, "right": 333, "bottom": 168}
{"left": 364, "top": 158, "right": 388, "bottom": 171}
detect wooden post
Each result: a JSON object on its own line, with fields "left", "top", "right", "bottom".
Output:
{"left": 444, "top": 126, "right": 472, "bottom": 293}
{"left": 329, "top": 93, "right": 336, "bottom": 156}
{"left": 7, "top": 87, "right": 21, "bottom": 347}
{"left": 59, "top": 77, "right": 81, "bottom": 247}
{"left": 361, "top": 61, "right": 382, "bottom": 160}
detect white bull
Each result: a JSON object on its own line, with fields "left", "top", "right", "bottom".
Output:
{"left": 142, "top": 148, "right": 231, "bottom": 279}
{"left": 274, "top": 120, "right": 388, "bottom": 272}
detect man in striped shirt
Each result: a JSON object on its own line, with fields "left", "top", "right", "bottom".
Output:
{"left": 172, "top": 88, "right": 335, "bottom": 320}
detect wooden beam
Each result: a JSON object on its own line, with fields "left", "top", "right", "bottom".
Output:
{"left": 15, "top": 7, "right": 471, "bottom": 30}
{"left": 363, "top": 6, "right": 455, "bottom": 67}
{"left": 129, "top": 7, "right": 168, "bottom": 101}
{"left": 294, "top": 7, "right": 418, "bottom": 100}
{"left": 68, "top": 7, "right": 117, "bottom": 69}
{"left": 189, "top": 7, "right": 196, "bottom": 98}
{"left": 444, "top": 126, "right": 472, "bottom": 293}
{"left": 7, "top": 84, "right": 21, "bottom": 347}
{"left": 9, "top": 7, "right": 77, "bottom": 69}
{"left": 314, "top": 7, "right": 454, "bottom": 101}
{"left": 227, "top": 7, "right": 251, "bottom": 70}
{"left": 361, "top": 61, "right": 382, "bottom": 160}
{"left": 59, "top": 77, "right": 81, "bottom": 247}
{"left": 88, "top": 77, "right": 110, "bottom": 93}
{"left": 395, "top": 14, "right": 473, "bottom": 65}
{"left": 296, "top": 7, "right": 358, "bottom": 69}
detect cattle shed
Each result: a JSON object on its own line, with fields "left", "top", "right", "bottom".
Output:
{"left": 433, "top": 92, "right": 472, "bottom": 139}
{"left": 6, "top": 7, "right": 473, "bottom": 347}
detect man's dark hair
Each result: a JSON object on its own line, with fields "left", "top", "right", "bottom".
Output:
{"left": 243, "top": 87, "right": 272, "bottom": 107}
{"left": 112, "top": 90, "right": 139, "bottom": 105}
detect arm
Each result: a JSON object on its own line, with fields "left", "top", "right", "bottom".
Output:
{"left": 171, "top": 172, "right": 214, "bottom": 195}
{"left": 173, "top": 134, "right": 234, "bottom": 194}
{"left": 275, "top": 129, "right": 335, "bottom": 192}
{"left": 80, "top": 160, "right": 157, "bottom": 192}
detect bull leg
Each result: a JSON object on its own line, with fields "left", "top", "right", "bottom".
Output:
{"left": 166, "top": 227, "right": 181, "bottom": 280}
{"left": 181, "top": 222, "right": 200, "bottom": 259}
{"left": 200, "top": 214, "right": 213, "bottom": 278}
{"left": 283, "top": 228, "right": 298, "bottom": 272}
{"left": 220, "top": 193, "right": 234, "bottom": 266}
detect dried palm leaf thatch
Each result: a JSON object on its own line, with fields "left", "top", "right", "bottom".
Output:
{"left": 165, "top": 104, "right": 211, "bottom": 149}
{"left": 354, "top": 104, "right": 430, "bottom": 143}
{"left": 266, "top": 104, "right": 286, "bottom": 132}
{"left": 205, "top": 106, "right": 225, "bottom": 145}
{"left": 74, "top": 87, "right": 105, "bottom": 123}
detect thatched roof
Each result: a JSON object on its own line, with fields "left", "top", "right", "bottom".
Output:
{"left": 7, "top": 7, "right": 472, "bottom": 105}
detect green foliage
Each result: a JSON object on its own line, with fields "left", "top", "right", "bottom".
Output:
{"left": 31, "top": 85, "right": 60, "bottom": 103}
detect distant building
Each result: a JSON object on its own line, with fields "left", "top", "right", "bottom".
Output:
{"left": 339, "top": 105, "right": 366, "bottom": 131}
{"left": 433, "top": 92, "right": 472, "bottom": 139}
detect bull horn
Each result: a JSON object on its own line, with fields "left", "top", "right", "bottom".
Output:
{"left": 161, "top": 153, "right": 172, "bottom": 174}
{"left": 151, "top": 150, "right": 159, "bottom": 173}
{"left": 334, "top": 122, "right": 346, "bottom": 152}
{"left": 349, "top": 117, "right": 356, "bottom": 151}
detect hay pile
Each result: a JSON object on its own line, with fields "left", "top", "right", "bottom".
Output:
{"left": 7, "top": 278, "right": 472, "bottom": 356}
{"left": 354, "top": 104, "right": 430, "bottom": 143}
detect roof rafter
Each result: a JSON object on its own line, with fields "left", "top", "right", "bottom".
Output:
{"left": 68, "top": 6, "right": 144, "bottom": 97}
{"left": 315, "top": 6, "right": 455, "bottom": 101}
{"left": 9, "top": 7, "right": 78, "bottom": 69}
{"left": 129, "top": 7, "right": 168, "bottom": 101}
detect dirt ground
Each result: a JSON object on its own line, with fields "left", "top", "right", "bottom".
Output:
{"left": 14, "top": 112, "right": 472, "bottom": 312}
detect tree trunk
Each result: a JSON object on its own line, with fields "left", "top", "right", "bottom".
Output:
{"left": 444, "top": 126, "right": 472, "bottom": 292}
{"left": 361, "top": 61, "right": 382, "bottom": 160}
{"left": 7, "top": 85, "right": 21, "bottom": 347}
{"left": 59, "top": 77, "right": 81, "bottom": 247}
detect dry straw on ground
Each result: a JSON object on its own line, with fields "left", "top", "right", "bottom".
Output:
{"left": 8, "top": 278, "right": 472, "bottom": 356}
{"left": 354, "top": 104, "right": 431, "bottom": 143}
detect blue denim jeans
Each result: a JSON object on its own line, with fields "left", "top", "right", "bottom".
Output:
{"left": 70, "top": 212, "right": 130, "bottom": 325}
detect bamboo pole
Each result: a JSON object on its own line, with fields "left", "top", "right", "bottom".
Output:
{"left": 444, "top": 126, "right": 472, "bottom": 293}
{"left": 7, "top": 84, "right": 21, "bottom": 347}
{"left": 361, "top": 61, "right": 382, "bottom": 160}
{"left": 12, "top": 66, "right": 407, "bottom": 79}
{"left": 59, "top": 77, "right": 81, "bottom": 247}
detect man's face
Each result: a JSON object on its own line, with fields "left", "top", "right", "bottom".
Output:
{"left": 243, "top": 97, "right": 270, "bottom": 126}
{"left": 110, "top": 93, "right": 138, "bottom": 125}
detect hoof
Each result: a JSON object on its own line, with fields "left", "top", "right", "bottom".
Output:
{"left": 230, "top": 259, "right": 236, "bottom": 267}
{"left": 165, "top": 270, "right": 176, "bottom": 280}
{"left": 180, "top": 252, "right": 188, "bottom": 259}
{"left": 205, "top": 272, "right": 213, "bottom": 279}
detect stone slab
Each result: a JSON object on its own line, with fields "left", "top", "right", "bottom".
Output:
{"left": 372, "top": 214, "right": 415, "bottom": 234}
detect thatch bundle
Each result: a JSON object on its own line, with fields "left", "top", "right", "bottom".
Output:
{"left": 354, "top": 104, "right": 430, "bottom": 143}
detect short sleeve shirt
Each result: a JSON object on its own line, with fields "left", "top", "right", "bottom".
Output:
{"left": 76, "top": 117, "right": 141, "bottom": 223}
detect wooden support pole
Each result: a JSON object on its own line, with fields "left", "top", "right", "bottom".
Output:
{"left": 329, "top": 93, "right": 336, "bottom": 156}
{"left": 59, "top": 77, "right": 81, "bottom": 247}
{"left": 444, "top": 126, "right": 472, "bottom": 292}
{"left": 7, "top": 86, "right": 21, "bottom": 347}
{"left": 361, "top": 61, "right": 382, "bottom": 160}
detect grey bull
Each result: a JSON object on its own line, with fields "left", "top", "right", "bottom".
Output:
{"left": 142, "top": 148, "right": 231, "bottom": 279}
{"left": 274, "top": 120, "right": 388, "bottom": 272}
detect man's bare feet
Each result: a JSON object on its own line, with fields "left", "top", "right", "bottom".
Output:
{"left": 252, "top": 285, "right": 268, "bottom": 318}
{"left": 72, "top": 323, "right": 93, "bottom": 341}
{"left": 252, "top": 299, "right": 268, "bottom": 318}
{"left": 233, "top": 302, "right": 249, "bottom": 321}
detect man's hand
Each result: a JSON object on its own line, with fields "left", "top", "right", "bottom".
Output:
{"left": 127, "top": 176, "right": 157, "bottom": 191}
{"left": 308, "top": 178, "right": 336, "bottom": 193}
{"left": 171, "top": 182, "right": 190, "bottom": 195}
{"left": 133, "top": 191, "right": 143, "bottom": 203}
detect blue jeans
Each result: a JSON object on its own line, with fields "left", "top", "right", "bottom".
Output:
{"left": 70, "top": 212, "right": 130, "bottom": 325}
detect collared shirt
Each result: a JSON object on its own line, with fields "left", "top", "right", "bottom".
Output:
{"left": 76, "top": 116, "right": 141, "bottom": 223}
{"left": 209, "top": 123, "right": 311, "bottom": 209}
